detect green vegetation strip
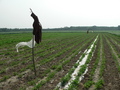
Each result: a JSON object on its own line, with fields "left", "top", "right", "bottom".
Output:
{"left": 0, "top": 32, "right": 98, "bottom": 89}
{"left": 31, "top": 35, "right": 96, "bottom": 90}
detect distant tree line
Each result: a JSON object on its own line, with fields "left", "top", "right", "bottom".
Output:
{"left": 0, "top": 26, "right": 120, "bottom": 32}
{"left": 49, "top": 26, "right": 119, "bottom": 30}
{"left": 0, "top": 28, "right": 32, "bottom": 32}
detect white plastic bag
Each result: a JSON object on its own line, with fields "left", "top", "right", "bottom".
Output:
{"left": 16, "top": 36, "right": 36, "bottom": 52}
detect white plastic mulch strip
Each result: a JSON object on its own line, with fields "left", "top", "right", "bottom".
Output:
{"left": 57, "top": 35, "right": 98, "bottom": 90}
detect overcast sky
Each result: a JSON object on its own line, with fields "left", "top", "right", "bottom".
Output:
{"left": 0, "top": 0, "right": 120, "bottom": 28}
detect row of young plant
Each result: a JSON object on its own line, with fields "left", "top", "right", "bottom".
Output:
{"left": 0, "top": 33, "right": 85, "bottom": 74}
{"left": 26, "top": 50, "right": 78, "bottom": 89}
{"left": 2, "top": 33, "right": 94, "bottom": 88}
{"left": 0, "top": 33, "right": 72, "bottom": 61}
{"left": 32, "top": 35, "right": 97, "bottom": 89}
{"left": 0, "top": 38, "right": 83, "bottom": 86}
{"left": 82, "top": 34, "right": 105, "bottom": 89}
{"left": 94, "top": 34, "right": 105, "bottom": 89}
{"left": 0, "top": 32, "right": 69, "bottom": 49}
{"left": 0, "top": 34, "right": 86, "bottom": 83}
{"left": 107, "top": 34, "right": 120, "bottom": 59}
{"left": 0, "top": 33, "right": 83, "bottom": 53}
{"left": 0, "top": 33, "right": 79, "bottom": 65}
{"left": 1, "top": 34, "right": 77, "bottom": 76}
{"left": 67, "top": 36, "right": 99, "bottom": 90}
{"left": 104, "top": 34, "right": 120, "bottom": 72}
{"left": 54, "top": 35, "right": 98, "bottom": 90}
{"left": 32, "top": 47, "right": 82, "bottom": 90}
{"left": 37, "top": 34, "right": 96, "bottom": 64}
{"left": 1, "top": 33, "right": 91, "bottom": 67}
{"left": 0, "top": 33, "right": 88, "bottom": 66}
{"left": 0, "top": 33, "right": 98, "bottom": 89}
{"left": 108, "top": 33, "right": 120, "bottom": 44}
{"left": 27, "top": 34, "right": 97, "bottom": 90}
{"left": 60, "top": 34, "right": 106, "bottom": 90}
{"left": 105, "top": 33, "right": 120, "bottom": 50}
{"left": 100, "top": 34, "right": 120, "bottom": 89}
{"left": 107, "top": 33, "right": 120, "bottom": 55}
{"left": 0, "top": 33, "right": 32, "bottom": 47}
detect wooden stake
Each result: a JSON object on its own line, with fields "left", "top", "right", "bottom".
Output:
{"left": 32, "top": 35, "right": 36, "bottom": 76}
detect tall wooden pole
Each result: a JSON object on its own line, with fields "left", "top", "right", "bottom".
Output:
{"left": 32, "top": 35, "right": 36, "bottom": 76}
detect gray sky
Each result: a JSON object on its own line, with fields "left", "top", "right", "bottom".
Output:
{"left": 0, "top": 0, "right": 120, "bottom": 28}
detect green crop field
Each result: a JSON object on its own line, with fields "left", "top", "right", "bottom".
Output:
{"left": 0, "top": 32, "right": 120, "bottom": 90}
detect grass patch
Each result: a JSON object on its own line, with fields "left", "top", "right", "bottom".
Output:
{"left": 95, "top": 79, "right": 104, "bottom": 89}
